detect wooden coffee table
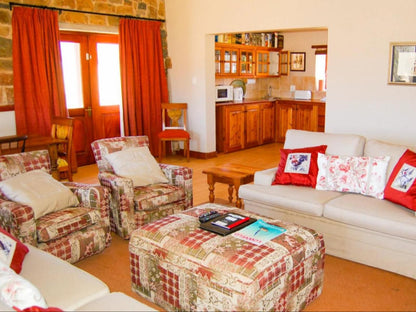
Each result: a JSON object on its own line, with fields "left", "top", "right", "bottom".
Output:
{"left": 202, "top": 163, "right": 260, "bottom": 208}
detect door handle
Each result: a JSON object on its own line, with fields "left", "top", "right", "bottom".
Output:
{"left": 85, "top": 107, "right": 92, "bottom": 117}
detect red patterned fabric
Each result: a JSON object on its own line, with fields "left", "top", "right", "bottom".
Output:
{"left": 384, "top": 149, "right": 416, "bottom": 211}
{"left": 272, "top": 145, "right": 327, "bottom": 188}
{"left": 36, "top": 207, "right": 102, "bottom": 243}
{"left": 0, "top": 227, "right": 29, "bottom": 273}
{"left": 0, "top": 151, "right": 111, "bottom": 263}
{"left": 129, "top": 204, "right": 325, "bottom": 311}
{"left": 91, "top": 136, "right": 193, "bottom": 239}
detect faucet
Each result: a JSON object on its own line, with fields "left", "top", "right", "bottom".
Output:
{"left": 268, "top": 85, "right": 272, "bottom": 97}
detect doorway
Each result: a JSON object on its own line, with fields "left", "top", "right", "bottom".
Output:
{"left": 60, "top": 32, "right": 122, "bottom": 166}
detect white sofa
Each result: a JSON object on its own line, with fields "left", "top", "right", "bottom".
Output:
{"left": 239, "top": 129, "right": 416, "bottom": 279}
{"left": 0, "top": 244, "right": 156, "bottom": 311}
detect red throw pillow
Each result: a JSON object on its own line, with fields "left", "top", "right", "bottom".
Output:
{"left": 272, "top": 145, "right": 328, "bottom": 188}
{"left": 0, "top": 227, "right": 29, "bottom": 274}
{"left": 384, "top": 149, "right": 416, "bottom": 211}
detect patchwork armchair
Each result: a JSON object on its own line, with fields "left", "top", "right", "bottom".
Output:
{"left": 0, "top": 150, "right": 112, "bottom": 263}
{"left": 91, "top": 136, "right": 193, "bottom": 239}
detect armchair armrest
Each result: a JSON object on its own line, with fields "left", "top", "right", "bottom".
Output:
{"left": 0, "top": 198, "right": 37, "bottom": 245}
{"left": 159, "top": 164, "right": 193, "bottom": 208}
{"left": 63, "top": 182, "right": 112, "bottom": 227}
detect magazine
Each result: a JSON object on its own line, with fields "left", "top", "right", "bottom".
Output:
{"left": 211, "top": 213, "right": 251, "bottom": 230}
{"left": 232, "top": 219, "right": 286, "bottom": 245}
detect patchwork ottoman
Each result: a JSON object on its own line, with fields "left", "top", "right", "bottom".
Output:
{"left": 129, "top": 203, "right": 325, "bottom": 311}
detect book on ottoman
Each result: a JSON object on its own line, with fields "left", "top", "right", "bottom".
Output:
{"left": 200, "top": 213, "right": 256, "bottom": 236}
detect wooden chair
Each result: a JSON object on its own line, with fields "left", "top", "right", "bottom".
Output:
{"left": 158, "top": 103, "right": 190, "bottom": 162}
{"left": 0, "top": 134, "right": 28, "bottom": 155}
{"left": 51, "top": 117, "right": 74, "bottom": 181}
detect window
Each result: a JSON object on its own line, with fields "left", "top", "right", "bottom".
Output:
{"left": 312, "top": 45, "right": 327, "bottom": 91}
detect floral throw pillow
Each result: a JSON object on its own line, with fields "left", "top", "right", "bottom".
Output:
{"left": 316, "top": 153, "right": 390, "bottom": 199}
{"left": 384, "top": 149, "right": 416, "bottom": 211}
{"left": 272, "top": 145, "right": 328, "bottom": 187}
{"left": 0, "top": 261, "right": 47, "bottom": 310}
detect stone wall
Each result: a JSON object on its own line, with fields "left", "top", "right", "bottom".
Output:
{"left": 0, "top": 0, "right": 167, "bottom": 108}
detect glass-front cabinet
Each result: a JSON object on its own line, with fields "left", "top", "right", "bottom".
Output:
{"left": 256, "top": 48, "right": 269, "bottom": 76}
{"left": 215, "top": 43, "right": 239, "bottom": 76}
{"left": 239, "top": 47, "right": 255, "bottom": 77}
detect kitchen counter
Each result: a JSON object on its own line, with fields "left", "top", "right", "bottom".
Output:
{"left": 216, "top": 97, "right": 325, "bottom": 106}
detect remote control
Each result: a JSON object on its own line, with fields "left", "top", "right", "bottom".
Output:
{"left": 199, "top": 211, "right": 222, "bottom": 223}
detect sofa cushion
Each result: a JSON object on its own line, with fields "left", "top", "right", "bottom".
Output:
{"left": 105, "top": 146, "right": 168, "bottom": 187}
{"left": 323, "top": 193, "right": 416, "bottom": 241}
{"left": 284, "top": 129, "right": 366, "bottom": 156}
{"left": 134, "top": 184, "right": 185, "bottom": 211}
{"left": 239, "top": 184, "right": 343, "bottom": 217}
{"left": 0, "top": 170, "right": 79, "bottom": 219}
{"left": 364, "top": 139, "right": 416, "bottom": 179}
{"left": 316, "top": 154, "right": 390, "bottom": 199}
{"left": 36, "top": 207, "right": 102, "bottom": 243}
{"left": 384, "top": 149, "right": 416, "bottom": 212}
{"left": 76, "top": 292, "right": 158, "bottom": 311}
{"left": 20, "top": 244, "right": 109, "bottom": 311}
{"left": 272, "top": 145, "right": 327, "bottom": 188}
{"left": 0, "top": 228, "right": 29, "bottom": 274}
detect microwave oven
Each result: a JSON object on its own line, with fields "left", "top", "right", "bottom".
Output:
{"left": 215, "top": 85, "right": 233, "bottom": 102}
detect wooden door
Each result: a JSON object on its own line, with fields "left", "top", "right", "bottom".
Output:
{"left": 245, "top": 104, "right": 261, "bottom": 148}
{"left": 225, "top": 105, "right": 245, "bottom": 152}
{"left": 260, "top": 102, "right": 275, "bottom": 144}
{"left": 60, "top": 32, "right": 121, "bottom": 166}
{"left": 275, "top": 102, "right": 295, "bottom": 142}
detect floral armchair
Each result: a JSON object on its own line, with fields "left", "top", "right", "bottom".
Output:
{"left": 0, "top": 150, "right": 111, "bottom": 263}
{"left": 91, "top": 136, "right": 193, "bottom": 239}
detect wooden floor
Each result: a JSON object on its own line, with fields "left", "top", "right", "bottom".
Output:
{"left": 72, "top": 143, "right": 416, "bottom": 312}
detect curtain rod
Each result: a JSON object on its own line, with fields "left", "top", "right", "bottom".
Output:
{"left": 8, "top": 2, "right": 166, "bottom": 22}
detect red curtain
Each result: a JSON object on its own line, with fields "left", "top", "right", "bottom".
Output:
{"left": 12, "top": 7, "right": 67, "bottom": 137}
{"left": 119, "top": 19, "right": 169, "bottom": 155}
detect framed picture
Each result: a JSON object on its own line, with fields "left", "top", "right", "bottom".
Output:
{"left": 290, "top": 52, "right": 306, "bottom": 71}
{"left": 388, "top": 42, "right": 416, "bottom": 85}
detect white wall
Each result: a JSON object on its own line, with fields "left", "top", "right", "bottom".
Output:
{"left": 165, "top": 0, "right": 416, "bottom": 153}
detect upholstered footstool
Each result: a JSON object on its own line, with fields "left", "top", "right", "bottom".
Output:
{"left": 129, "top": 203, "right": 325, "bottom": 311}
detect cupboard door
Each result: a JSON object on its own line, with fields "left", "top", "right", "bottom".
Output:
{"left": 297, "top": 104, "right": 318, "bottom": 132}
{"left": 245, "top": 104, "right": 261, "bottom": 148}
{"left": 261, "top": 102, "right": 275, "bottom": 144}
{"left": 225, "top": 105, "right": 245, "bottom": 152}
{"left": 239, "top": 47, "right": 255, "bottom": 77}
{"left": 275, "top": 103, "right": 295, "bottom": 142}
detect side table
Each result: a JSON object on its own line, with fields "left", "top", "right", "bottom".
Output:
{"left": 202, "top": 163, "right": 260, "bottom": 208}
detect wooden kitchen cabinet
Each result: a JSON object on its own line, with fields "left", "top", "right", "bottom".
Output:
{"left": 216, "top": 104, "right": 245, "bottom": 153}
{"left": 260, "top": 101, "right": 275, "bottom": 144}
{"left": 275, "top": 100, "right": 325, "bottom": 142}
{"left": 245, "top": 104, "right": 261, "bottom": 148}
{"left": 239, "top": 46, "right": 255, "bottom": 77}
{"left": 216, "top": 101, "right": 275, "bottom": 153}
{"left": 215, "top": 43, "right": 239, "bottom": 76}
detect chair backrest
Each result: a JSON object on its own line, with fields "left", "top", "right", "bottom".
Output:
{"left": 161, "top": 103, "right": 188, "bottom": 131}
{"left": 91, "top": 136, "right": 150, "bottom": 173}
{"left": 0, "top": 150, "right": 51, "bottom": 182}
{"left": 0, "top": 135, "right": 28, "bottom": 155}
{"left": 51, "top": 117, "right": 74, "bottom": 159}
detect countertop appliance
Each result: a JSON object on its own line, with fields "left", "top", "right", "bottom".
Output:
{"left": 294, "top": 90, "right": 312, "bottom": 100}
{"left": 233, "top": 87, "right": 243, "bottom": 102}
{"left": 215, "top": 85, "right": 233, "bottom": 102}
